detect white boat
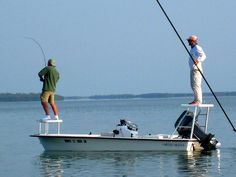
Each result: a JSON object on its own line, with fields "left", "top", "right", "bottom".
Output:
{"left": 31, "top": 104, "right": 220, "bottom": 152}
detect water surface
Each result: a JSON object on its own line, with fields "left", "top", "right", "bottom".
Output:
{"left": 1, "top": 96, "right": 236, "bottom": 176}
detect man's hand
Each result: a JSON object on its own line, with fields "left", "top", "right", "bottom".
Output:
{"left": 39, "top": 76, "right": 44, "bottom": 82}
{"left": 194, "top": 60, "right": 199, "bottom": 65}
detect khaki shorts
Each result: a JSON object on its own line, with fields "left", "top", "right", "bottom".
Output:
{"left": 40, "top": 91, "right": 55, "bottom": 104}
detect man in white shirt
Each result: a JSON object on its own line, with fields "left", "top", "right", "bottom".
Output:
{"left": 187, "top": 35, "right": 206, "bottom": 104}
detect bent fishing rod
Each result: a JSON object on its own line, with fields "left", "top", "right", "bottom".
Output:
{"left": 155, "top": 0, "right": 236, "bottom": 132}
{"left": 24, "top": 36, "right": 47, "bottom": 66}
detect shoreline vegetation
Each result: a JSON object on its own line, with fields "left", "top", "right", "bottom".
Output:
{"left": 1, "top": 92, "right": 236, "bottom": 102}
{"left": 66, "top": 92, "right": 236, "bottom": 100}
{"left": 0, "top": 93, "right": 64, "bottom": 102}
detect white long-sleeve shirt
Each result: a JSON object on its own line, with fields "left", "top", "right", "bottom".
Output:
{"left": 188, "top": 44, "right": 206, "bottom": 71}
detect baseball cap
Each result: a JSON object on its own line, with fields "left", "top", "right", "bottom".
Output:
{"left": 187, "top": 35, "right": 198, "bottom": 41}
{"left": 48, "top": 59, "right": 56, "bottom": 66}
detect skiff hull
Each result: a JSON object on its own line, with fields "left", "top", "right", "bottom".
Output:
{"left": 31, "top": 134, "right": 202, "bottom": 151}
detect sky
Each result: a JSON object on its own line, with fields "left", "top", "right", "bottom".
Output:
{"left": 0, "top": 0, "right": 236, "bottom": 96}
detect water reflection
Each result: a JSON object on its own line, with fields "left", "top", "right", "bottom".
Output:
{"left": 176, "top": 150, "right": 221, "bottom": 177}
{"left": 37, "top": 151, "right": 143, "bottom": 177}
{"left": 37, "top": 152, "right": 64, "bottom": 177}
{"left": 36, "top": 150, "right": 221, "bottom": 177}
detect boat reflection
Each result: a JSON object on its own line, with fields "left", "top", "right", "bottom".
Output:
{"left": 176, "top": 149, "right": 221, "bottom": 176}
{"left": 37, "top": 150, "right": 221, "bottom": 176}
{"left": 37, "top": 151, "right": 142, "bottom": 177}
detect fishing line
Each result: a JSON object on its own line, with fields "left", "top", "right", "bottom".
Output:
{"left": 155, "top": 0, "right": 236, "bottom": 132}
{"left": 24, "top": 36, "right": 47, "bottom": 66}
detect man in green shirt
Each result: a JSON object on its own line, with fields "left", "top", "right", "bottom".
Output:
{"left": 38, "top": 59, "right": 60, "bottom": 121}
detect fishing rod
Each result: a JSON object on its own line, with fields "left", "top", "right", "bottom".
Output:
{"left": 24, "top": 36, "right": 47, "bottom": 66}
{"left": 155, "top": 0, "right": 236, "bottom": 132}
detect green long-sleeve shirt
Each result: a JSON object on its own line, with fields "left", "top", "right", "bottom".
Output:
{"left": 38, "top": 66, "right": 60, "bottom": 92}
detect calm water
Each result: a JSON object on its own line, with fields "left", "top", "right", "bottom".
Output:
{"left": 1, "top": 96, "right": 236, "bottom": 177}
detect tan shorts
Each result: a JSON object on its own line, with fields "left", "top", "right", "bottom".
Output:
{"left": 40, "top": 91, "right": 55, "bottom": 104}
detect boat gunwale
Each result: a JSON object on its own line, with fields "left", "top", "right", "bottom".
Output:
{"left": 30, "top": 134, "right": 199, "bottom": 142}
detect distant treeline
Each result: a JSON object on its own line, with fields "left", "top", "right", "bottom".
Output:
{"left": 0, "top": 93, "right": 64, "bottom": 102}
{"left": 1, "top": 92, "right": 236, "bottom": 102}
{"left": 66, "top": 92, "right": 236, "bottom": 100}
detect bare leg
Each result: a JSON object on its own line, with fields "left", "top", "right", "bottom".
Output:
{"left": 50, "top": 103, "right": 58, "bottom": 116}
{"left": 41, "top": 101, "right": 50, "bottom": 115}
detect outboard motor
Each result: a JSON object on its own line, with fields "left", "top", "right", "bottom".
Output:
{"left": 175, "top": 110, "right": 219, "bottom": 150}
{"left": 113, "top": 119, "right": 138, "bottom": 137}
